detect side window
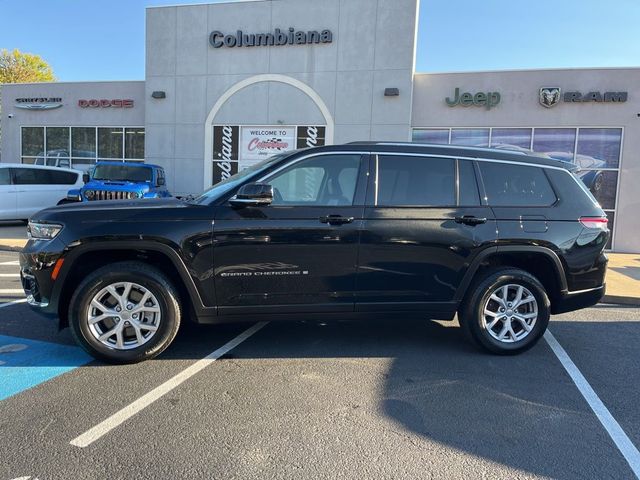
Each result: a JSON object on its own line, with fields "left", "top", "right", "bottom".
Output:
{"left": 458, "top": 160, "right": 480, "bottom": 206}
{"left": 479, "top": 162, "right": 556, "bottom": 206}
{"left": 267, "top": 154, "right": 361, "bottom": 206}
{"left": 0, "top": 169, "right": 11, "bottom": 186}
{"left": 377, "top": 155, "right": 455, "bottom": 206}
{"left": 13, "top": 168, "right": 50, "bottom": 185}
{"left": 48, "top": 170, "right": 79, "bottom": 185}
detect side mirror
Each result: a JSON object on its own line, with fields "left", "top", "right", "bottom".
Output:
{"left": 82, "top": 173, "right": 90, "bottom": 184}
{"left": 229, "top": 183, "right": 273, "bottom": 207}
{"left": 157, "top": 177, "right": 166, "bottom": 186}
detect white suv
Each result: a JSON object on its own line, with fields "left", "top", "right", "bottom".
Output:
{"left": 0, "top": 164, "right": 84, "bottom": 221}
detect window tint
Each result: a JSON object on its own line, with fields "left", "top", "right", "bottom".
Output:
{"left": 267, "top": 154, "right": 361, "bottom": 206}
{"left": 377, "top": 156, "right": 455, "bottom": 206}
{"left": 458, "top": 160, "right": 480, "bottom": 206}
{"left": 13, "top": 168, "right": 50, "bottom": 185}
{"left": 479, "top": 162, "right": 556, "bottom": 206}
{"left": 0, "top": 168, "right": 10, "bottom": 186}
{"left": 48, "top": 170, "right": 79, "bottom": 185}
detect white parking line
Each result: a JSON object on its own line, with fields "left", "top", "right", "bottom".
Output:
{"left": 0, "top": 261, "right": 19, "bottom": 266}
{"left": 70, "top": 321, "right": 268, "bottom": 448}
{"left": 0, "top": 274, "right": 20, "bottom": 278}
{"left": 545, "top": 330, "right": 640, "bottom": 478}
{"left": 0, "top": 298, "right": 27, "bottom": 308}
{"left": 0, "top": 289, "right": 25, "bottom": 295}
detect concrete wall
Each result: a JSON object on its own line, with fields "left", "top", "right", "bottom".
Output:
{"left": 145, "top": 0, "right": 419, "bottom": 195}
{"left": 1, "top": 81, "right": 145, "bottom": 164}
{"left": 412, "top": 69, "right": 640, "bottom": 252}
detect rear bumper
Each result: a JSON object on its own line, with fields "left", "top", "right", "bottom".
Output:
{"left": 551, "top": 284, "right": 605, "bottom": 314}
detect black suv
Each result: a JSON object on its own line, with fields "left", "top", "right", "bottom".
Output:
{"left": 20, "top": 143, "right": 608, "bottom": 363}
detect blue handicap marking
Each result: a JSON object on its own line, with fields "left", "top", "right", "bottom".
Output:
{"left": 0, "top": 334, "right": 92, "bottom": 401}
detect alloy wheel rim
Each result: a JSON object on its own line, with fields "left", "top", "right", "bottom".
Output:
{"left": 482, "top": 283, "right": 538, "bottom": 343}
{"left": 87, "top": 281, "right": 162, "bottom": 350}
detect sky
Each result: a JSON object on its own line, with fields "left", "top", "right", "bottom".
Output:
{"left": 0, "top": 0, "right": 639, "bottom": 81}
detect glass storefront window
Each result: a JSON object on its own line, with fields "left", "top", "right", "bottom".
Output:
{"left": 532, "top": 128, "right": 576, "bottom": 156}
{"left": 125, "top": 128, "right": 145, "bottom": 159}
{"left": 21, "top": 127, "right": 44, "bottom": 157}
{"left": 412, "top": 129, "right": 449, "bottom": 144}
{"left": 98, "top": 128, "right": 124, "bottom": 159}
{"left": 72, "top": 127, "right": 97, "bottom": 160}
{"left": 450, "top": 128, "right": 489, "bottom": 147}
{"left": 490, "top": 128, "right": 532, "bottom": 150}
{"left": 576, "top": 128, "right": 622, "bottom": 169}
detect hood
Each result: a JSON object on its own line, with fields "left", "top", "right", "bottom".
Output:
{"left": 33, "top": 197, "right": 188, "bottom": 222}
{"left": 82, "top": 180, "right": 151, "bottom": 193}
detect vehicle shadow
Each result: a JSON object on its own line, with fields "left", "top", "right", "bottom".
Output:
{"left": 168, "top": 316, "right": 639, "bottom": 478}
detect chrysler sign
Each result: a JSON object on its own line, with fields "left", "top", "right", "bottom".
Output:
{"left": 15, "top": 97, "right": 62, "bottom": 110}
{"left": 210, "top": 28, "right": 333, "bottom": 48}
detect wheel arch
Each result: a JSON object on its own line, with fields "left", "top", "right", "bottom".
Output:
{"left": 54, "top": 242, "right": 211, "bottom": 329}
{"left": 456, "top": 245, "right": 568, "bottom": 307}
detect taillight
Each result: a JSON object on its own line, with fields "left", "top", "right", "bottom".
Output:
{"left": 580, "top": 216, "right": 608, "bottom": 230}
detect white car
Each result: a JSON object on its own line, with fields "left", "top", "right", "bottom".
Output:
{"left": 0, "top": 163, "right": 85, "bottom": 221}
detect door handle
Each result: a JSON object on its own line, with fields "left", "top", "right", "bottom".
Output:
{"left": 320, "top": 215, "right": 354, "bottom": 225}
{"left": 455, "top": 215, "right": 487, "bottom": 226}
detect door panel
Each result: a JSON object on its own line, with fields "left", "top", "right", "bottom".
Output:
{"left": 356, "top": 155, "right": 497, "bottom": 310}
{"left": 213, "top": 153, "right": 368, "bottom": 314}
{"left": 357, "top": 206, "right": 496, "bottom": 307}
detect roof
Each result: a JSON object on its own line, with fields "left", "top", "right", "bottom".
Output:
{"left": 0, "top": 163, "right": 81, "bottom": 174}
{"left": 307, "top": 142, "right": 576, "bottom": 170}
{"left": 96, "top": 161, "right": 163, "bottom": 169}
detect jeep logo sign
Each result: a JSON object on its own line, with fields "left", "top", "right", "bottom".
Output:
{"left": 445, "top": 87, "right": 501, "bottom": 110}
{"left": 209, "top": 28, "right": 332, "bottom": 48}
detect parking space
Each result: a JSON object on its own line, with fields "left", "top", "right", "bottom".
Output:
{"left": 0, "top": 249, "right": 639, "bottom": 479}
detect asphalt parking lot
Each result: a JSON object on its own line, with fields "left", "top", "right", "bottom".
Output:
{"left": 1, "top": 249, "right": 639, "bottom": 480}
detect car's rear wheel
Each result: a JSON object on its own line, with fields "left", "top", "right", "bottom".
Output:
{"left": 69, "top": 262, "right": 181, "bottom": 364}
{"left": 459, "top": 268, "right": 550, "bottom": 355}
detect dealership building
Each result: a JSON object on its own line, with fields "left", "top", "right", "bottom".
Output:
{"left": 1, "top": 0, "right": 639, "bottom": 252}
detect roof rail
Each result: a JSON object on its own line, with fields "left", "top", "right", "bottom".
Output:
{"left": 365, "top": 142, "right": 529, "bottom": 156}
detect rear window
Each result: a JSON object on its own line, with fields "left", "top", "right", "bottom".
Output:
{"left": 377, "top": 155, "right": 455, "bottom": 206}
{"left": 49, "top": 170, "right": 79, "bottom": 185}
{"left": 12, "top": 168, "right": 78, "bottom": 185}
{"left": 479, "top": 162, "right": 556, "bottom": 206}
{"left": 13, "top": 168, "right": 50, "bottom": 185}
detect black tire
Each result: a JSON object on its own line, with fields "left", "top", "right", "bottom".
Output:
{"left": 69, "top": 261, "right": 181, "bottom": 364}
{"left": 57, "top": 198, "right": 75, "bottom": 205}
{"left": 459, "top": 268, "right": 550, "bottom": 355}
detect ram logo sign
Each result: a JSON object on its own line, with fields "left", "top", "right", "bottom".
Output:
{"left": 539, "top": 87, "right": 627, "bottom": 107}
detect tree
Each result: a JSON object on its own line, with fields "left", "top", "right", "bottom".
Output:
{"left": 0, "top": 48, "right": 55, "bottom": 83}
{"left": 0, "top": 49, "right": 55, "bottom": 159}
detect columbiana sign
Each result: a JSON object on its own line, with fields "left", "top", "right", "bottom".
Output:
{"left": 209, "top": 28, "right": 333, "bottom": 48}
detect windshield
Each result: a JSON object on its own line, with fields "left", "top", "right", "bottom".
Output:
{"left": 191, "top": 152, "right": 293, "bottom": 204}
{"left": 92, "top": 164, "right": 153, "bottom": 183}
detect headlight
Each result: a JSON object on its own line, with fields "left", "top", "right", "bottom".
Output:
{"left": 85, "top": 190, "right": 95, "bottom": 200}
{"left": 28, "top": 222, "right": 63, "bottom": 240}
{"left": 127, "top": 191, "right": 139, "bottom": 199}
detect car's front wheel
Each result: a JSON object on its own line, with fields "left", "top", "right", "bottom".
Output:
{"left": 459, "top": 268, "right": 550, "bottom": 355}
{"left": 69, "top": 262, "right": 181, "bottom": 364}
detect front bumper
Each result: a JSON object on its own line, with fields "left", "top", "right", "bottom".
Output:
{"left": 19, "top": 238, "right": 66, "bottom": 317}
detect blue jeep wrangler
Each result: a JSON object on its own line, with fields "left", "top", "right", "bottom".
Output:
{"left": 66, "top": 161, "right": 171, "bottom": 202}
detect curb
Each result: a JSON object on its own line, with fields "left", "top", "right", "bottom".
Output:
{"left": 601, "top": 295, "right": 640, "bottom": 307}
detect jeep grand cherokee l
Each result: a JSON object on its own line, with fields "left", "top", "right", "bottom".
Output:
{"left": 20, "top": 143, "right": 608, "bottom": 363}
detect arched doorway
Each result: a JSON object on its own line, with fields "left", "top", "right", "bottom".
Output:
{"left": 203, "top": 74, "right": 335, "bottom": 190}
